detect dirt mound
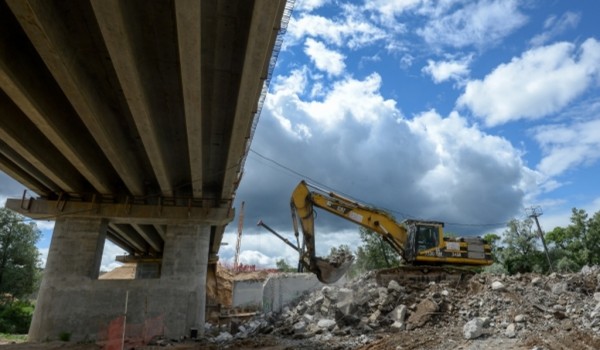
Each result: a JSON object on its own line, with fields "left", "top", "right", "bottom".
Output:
{"left": 98, "top": 263, "right": 135, "bottom": 279}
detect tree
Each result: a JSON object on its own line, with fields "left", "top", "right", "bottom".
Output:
{"left": 546, "top": 208, "right": 600, "bottom": 269}
{"left": 275, "top": 258, "right": 296, "bottom": 272}
{"left": 483, "top": 233, "right": 501, "bottom": 256}
{"left": 0, "top": 208, "right": 41, "bottom": 298}
{"left": 499, "top": 218, "right": 548, "bottom": 274}
{"left": 354, "top": 227, "right": 400, "bottom": 272}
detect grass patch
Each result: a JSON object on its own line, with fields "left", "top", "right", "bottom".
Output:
{"left": 0, "top": 333, "right": 27, "bottom": 343}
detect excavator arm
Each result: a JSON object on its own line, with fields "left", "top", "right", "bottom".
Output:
{"left": 291, "top": 180, "right": 410, "bottom": 283}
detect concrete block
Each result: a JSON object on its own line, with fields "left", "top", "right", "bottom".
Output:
{"left": 232, "top": 280, "right": 264, "bottom": 310}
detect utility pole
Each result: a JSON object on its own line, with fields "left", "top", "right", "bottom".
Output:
{"left": 526, "top": 206, "right": 553, "bottom": 272}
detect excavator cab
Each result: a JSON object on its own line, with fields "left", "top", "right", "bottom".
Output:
{"left": 416, "top": 225, "right": 439, "bottom": 251}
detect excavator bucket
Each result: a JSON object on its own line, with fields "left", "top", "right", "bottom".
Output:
{"left": 313, "top": 254, "right": 355, "bottom": 284}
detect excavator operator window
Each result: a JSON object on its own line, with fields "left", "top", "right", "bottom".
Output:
{"left": 416, "top": 225, "right": 438, "bottom": 251}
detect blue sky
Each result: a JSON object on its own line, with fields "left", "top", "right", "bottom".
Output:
{"left": 219, "top": 0, "right": 600, "bottom": 268}
{"left": 1, "top": 0, "right": 600, "bottom": 270}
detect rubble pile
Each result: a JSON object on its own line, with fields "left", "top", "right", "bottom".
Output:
{"left": 205, "top": 266, "right": 600, "bottom": 349}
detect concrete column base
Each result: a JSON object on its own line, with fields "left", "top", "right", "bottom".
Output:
{"left": 29, "top": 218, "right": 210, "bottom": 343}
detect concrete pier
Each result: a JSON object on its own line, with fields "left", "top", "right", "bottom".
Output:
{"left": 29, "top": 218, "right": 210, "bottom": 342}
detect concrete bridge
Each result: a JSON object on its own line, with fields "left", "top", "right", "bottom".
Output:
{"left": 0, "top": 0, "right": 291, "bottom": 342}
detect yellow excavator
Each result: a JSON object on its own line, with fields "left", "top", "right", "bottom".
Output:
{"left": 290, "top": 180, "right": 493, "bottom": 284}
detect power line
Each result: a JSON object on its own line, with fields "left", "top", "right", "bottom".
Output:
{"left": 249, "top": 148, "right": 511, "bottom": 229}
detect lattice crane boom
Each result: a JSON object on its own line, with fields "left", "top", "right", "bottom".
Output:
{"left": 233, "top": 201, "right": 245, "bottom": 271}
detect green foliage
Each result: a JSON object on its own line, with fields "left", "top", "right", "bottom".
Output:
{"left": 0, "top": 333, "right": 27, "bottom": 343}
{"left": 545, "top": 208, "right": 600, "bottom": 270}
{"left": 497, "top": 218, "right": 551, "bottom": 274}
{"left": 354, "top": 227, "right": 400, "bottom": 273}
{"left": 59, "top": 331, "right": 71, "bottom": 342}
{"left": 328, "top": 244, "right": 352, "bottom": 258}
{"left": 0, "top": 296, "right": 34, "bottom": 334}
{"left": 0, "top": 208, "right": 42, "bottom": 298}
{"left": 275, "top": 258, "right": 296, "bottom": 272}
{"left": 482, "top": 262, "right": 508, "bottom": 275}
{"left": 483, "top": 233, "right": 501, "bottom": 262}
{"left": 555, "top": 256, "right": 580, "bottom": 273}
{"left": 494, "top": 208, "right": 600, "bottom": 275}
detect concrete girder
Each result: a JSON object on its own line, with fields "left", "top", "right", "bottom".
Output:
{"left": 108, "top": 222, "right": 148, "bottom": 254}
{"left": 153, "top": 224, "right": 167, "bottom": 241}
{"left": 0, "top": 9, "right": 118, "bottom": 195}
{"left": 6, "top": 0, "right": 147, "bottom": 196}
{"left": 0, "top": 153, "right": 52, "bottom": 197}
{"left": 175, "top": 0, "right": 203, "bottom": 198}
{"left": 131, "top": 224, "right": 164, "bottom": 253}
{"left": 0, "top": 139, "right": 59, "bottom": 195}
{"left": 105, "top": 230, "right": 135, "bottom": 255}
{"left": 0, "top": 92, "right": 89, "bottom": 194}
{"left": 220, "top": 0, "right": 286, "bottom": 199}
{"left": 91, "top": 0, "right": 176, "bottom": 197}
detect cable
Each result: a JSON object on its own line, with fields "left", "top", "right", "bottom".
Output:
{"left": 248, "top": 148, "right": 513, "bottom": 229}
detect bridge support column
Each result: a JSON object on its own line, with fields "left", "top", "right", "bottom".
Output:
{"left": 28, "top": 218, "right": 210, "bottom": 343}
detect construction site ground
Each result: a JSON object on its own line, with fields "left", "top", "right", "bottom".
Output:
{"left": 3, "top": 265, "right": 600, "bottom": 349}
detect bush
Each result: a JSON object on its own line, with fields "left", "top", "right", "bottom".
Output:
{"left": 0, "top": 296, "right": 33, "bottom": 334}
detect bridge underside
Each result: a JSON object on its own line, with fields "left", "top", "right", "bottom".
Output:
{"left": 0, "top": 0, "right": 290, "bottom": 341}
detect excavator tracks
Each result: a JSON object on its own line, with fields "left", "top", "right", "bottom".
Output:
{"left": 375, "top": 265, "right": 476, "bottom": 286}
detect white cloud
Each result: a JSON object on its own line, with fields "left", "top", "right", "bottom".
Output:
{"left": 417, "top": 0, "right": 527, "bottom": 48}
{"left": 422, "top": 55, "right": 472, "bottom": 83}
{"left": 33, "top": 220, "right": 55, "bottom": 231}
{"left": 237, "top": 69, "right": 538, "bottom": 241}
{"left": 37, "top": 239, "right": 125, "bottom": 272}
{"left": 530, "top": 12, "right": 581, "bottom": 47}
{"left": 304, "top": 38, "right": 346, "bottom": 76}
{"left": 364, "top": 0, "right": 423, "bottom": 27}
{"left": 299, "top": 73, "right": 399, "bottom": 129}
{"left": 458, "top": 38, "right": 600, "bottom": 126}
{"left": 101, "top": 240, "right": 126, "bottom": 272}
{"left": 295, "top": 0, "right": 329, "bottom": 12}
{"left": 406, "top": 110, "right": 536, "bottom": 222}
{"left": 267, "top": 69, "right": 399, "bottom": 133}
{"left": 533, "top": 119, "right": 600, "bottom": 177}
{"left": 286, "top": 9, "right": 388, "bottom": 49}
{"left": 37, "top": 247, "right": 48, "bottom": 268}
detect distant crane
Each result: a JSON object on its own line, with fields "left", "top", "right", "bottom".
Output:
{"left": 233, "top": 201, "right": 245, "bottom": 271}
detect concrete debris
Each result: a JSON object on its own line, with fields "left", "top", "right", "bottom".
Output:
{"left": 505, "top": 323, "right": 517, "bottom": 338}
{"left": 463, "top": 318, "right": 485, "bottom": 339}
{"left": 203, "top": 265, "right": 600, "bottom": 349}
{"left": 491, "top": 281, "right": 506, "bottom": 291}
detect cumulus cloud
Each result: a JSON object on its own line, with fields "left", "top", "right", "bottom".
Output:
{"left": 304, "top": 38, "right": 346, "bottom": 76}
{"left": 422, "top": 55, "right": 472, "bottom": 83}
{"left": 286, "top": 9, "right": 388, "bottom": 49}
{"left": 364, "top": 0, "right": 423, "bottom": 27}
{"left": 530, "top": 12, "right": 581, "bottom": 47}
{"left": 533, "top": 118, "right": 600, "bottom": 177}
{"left": 416, "top": 0, "right": 527, "bottom": 48}
{"left": 231, "top": 68, "right": 537, "bottom": 255}
{"left": 295, "top": 0, "right": 329, "bottom": 13}
{"left": 458, "top": 38, "right": 600, "bottom": 126}
{"left": 37, "top": 239, "right": 125, "bottom": 272}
